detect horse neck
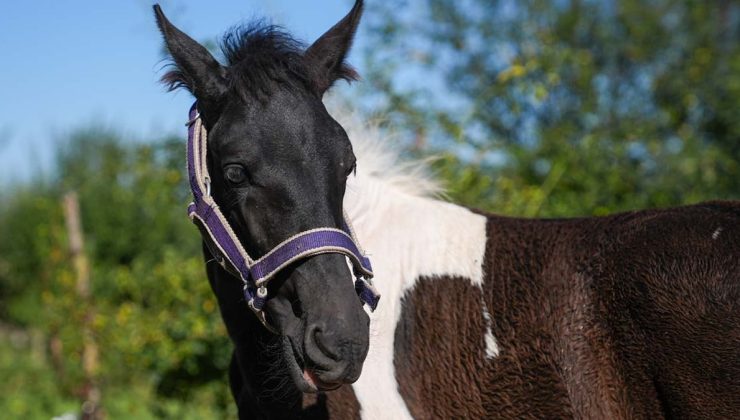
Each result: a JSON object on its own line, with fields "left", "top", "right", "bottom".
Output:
{"left": 344, "top": 174, "right": 488, "bottom": 292}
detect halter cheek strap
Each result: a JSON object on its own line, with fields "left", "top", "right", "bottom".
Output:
{"left": 186, "top": 103, "right": 380, "bottom": 332}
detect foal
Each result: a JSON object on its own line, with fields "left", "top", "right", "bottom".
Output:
{"left": 155, "top": 1, "right": 740, "bottom": 418}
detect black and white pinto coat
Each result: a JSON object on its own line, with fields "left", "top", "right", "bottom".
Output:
{"left": 300, "top": 114, "right": 740, "bottom": 419}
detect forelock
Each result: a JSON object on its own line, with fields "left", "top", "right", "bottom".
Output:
{"left": 221, "top": 21, "right": 312, "bottom": 102}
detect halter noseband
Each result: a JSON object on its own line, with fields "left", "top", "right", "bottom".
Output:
{"left": 186, "top": 103, "right": 380, "bottom": 332}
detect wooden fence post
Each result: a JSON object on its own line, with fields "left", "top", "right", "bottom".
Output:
{"left": 62, "top": 192, "right": 102, "bottom": 419}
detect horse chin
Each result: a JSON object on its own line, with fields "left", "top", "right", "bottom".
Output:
{"left": 282, "top": 336, "right": 343, "bottom": 393}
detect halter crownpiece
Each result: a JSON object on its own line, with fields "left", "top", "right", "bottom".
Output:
{"left": 185, "top": 103, "right": 380, "bottom": 331}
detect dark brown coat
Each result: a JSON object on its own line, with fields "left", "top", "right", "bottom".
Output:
{"left": 316, "top": 201, "right": 740, "bottom": 419}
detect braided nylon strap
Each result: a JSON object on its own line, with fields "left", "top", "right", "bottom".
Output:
{"left": 185, "top": 103, "right": 380, "bottom": 330}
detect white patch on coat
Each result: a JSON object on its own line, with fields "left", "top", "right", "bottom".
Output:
{"left": 481, "top": 300, "right": 500, "bottom": 359}
{"left": 712, "top": 227, "right": 723, "bottom": 240}
{"left": 336, "top": 113, "right": 490, "bottom": 420}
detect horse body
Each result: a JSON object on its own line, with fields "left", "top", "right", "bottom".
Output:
{"left": 339, "top": 141, "right": 740, "bottom": 418}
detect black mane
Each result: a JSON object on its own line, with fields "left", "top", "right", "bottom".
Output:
{"left": 221, "top": 22, "right": 312, "bottom": 101}
{"left": 163, "top": 20, "right": 357, "bottom": 102}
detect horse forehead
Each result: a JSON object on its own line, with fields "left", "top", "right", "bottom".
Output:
{"left": 221, "top": 95, "right": 327, "bottom": 143}
{"left": 211, "top": 97, "right": 349, "bottom": 172}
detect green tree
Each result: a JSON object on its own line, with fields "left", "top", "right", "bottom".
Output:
{"left": 361, "top": 0, "right": 740, "bottom": 216}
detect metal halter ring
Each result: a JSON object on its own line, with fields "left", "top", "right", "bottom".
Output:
{"left": 204, "top": 176, "right": 211, "bottom": 197}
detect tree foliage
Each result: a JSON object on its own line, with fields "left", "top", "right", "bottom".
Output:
{"left": 361, "top": 0, "right": 740, "bottom": 215}
{"left": 0, "top": 130, "right": 234, "bottom": 418}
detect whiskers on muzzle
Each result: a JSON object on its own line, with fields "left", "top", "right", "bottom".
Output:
{"left": 253, "top": 336, "right": 300, "bottom": 402}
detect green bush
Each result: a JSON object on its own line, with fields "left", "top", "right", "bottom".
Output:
{"left": 0, "top": 130, "right": 233, "bottom": 418}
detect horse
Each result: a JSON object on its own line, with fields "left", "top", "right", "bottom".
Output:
{"left": 154, "top": 1, "right": 740, "bottom": 418}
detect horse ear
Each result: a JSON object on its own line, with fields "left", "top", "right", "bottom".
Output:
{"left": 153, "top": 4, "right": 227, "bottom": 107}
{"left": 304, "top": 0, "right": 363, "bottom": 96}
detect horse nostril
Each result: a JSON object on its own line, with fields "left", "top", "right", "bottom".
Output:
{"left": 313, "top": 328, "right": 339, "bottom": 360}
{"left": 305, "top": 323, "right": 338, "bottom": 362}
{"left": 303, "top": 323, "right": 365, "bottom": 385}
{"left": 304, "top": 322, "right": 351, "bottom": 380}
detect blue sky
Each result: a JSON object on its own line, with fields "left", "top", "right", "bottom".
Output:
{"left": 0, "top": 0, "right": 363, "bottom": 184}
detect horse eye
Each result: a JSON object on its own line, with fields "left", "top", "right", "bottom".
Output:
{"left": 224, "top": 165, "right": 248, "bottom": 185}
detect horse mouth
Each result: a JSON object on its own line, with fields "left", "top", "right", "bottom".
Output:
{"left": 283, "top": 337, "right": 343, "bottom": 393}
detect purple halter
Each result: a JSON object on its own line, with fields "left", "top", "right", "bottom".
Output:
{"left": 185, "top": 103, "right": 380, "bottom": 331}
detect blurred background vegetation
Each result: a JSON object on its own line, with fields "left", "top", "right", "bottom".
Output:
{"left": 1, "top": 0, "right": 738, "bottom": 418}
